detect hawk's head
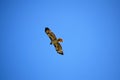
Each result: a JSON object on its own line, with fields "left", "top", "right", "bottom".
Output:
{"left": 58, "top": 38, "right": 63, "bottom": 42}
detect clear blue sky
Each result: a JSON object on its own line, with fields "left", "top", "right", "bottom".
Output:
{"left": 0, "top": 0, "right": 120, "bottom": 80}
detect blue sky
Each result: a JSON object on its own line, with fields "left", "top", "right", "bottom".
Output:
{"left": 0, "top": 0, "right": 120, "bottom": 80}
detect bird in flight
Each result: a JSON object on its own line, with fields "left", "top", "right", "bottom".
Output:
{"left": 45, "top": 27, "right": 63, "bottom": 55}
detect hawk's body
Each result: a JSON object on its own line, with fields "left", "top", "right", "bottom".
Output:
{"left": 45, "top": 27, "right": 63, "bottom": 55}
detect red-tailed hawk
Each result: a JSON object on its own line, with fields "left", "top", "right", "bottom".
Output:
{"left": 45, "top": 27, "right": 63, "bottom": 55}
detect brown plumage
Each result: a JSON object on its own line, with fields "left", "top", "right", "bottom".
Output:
{"left": 45, "top": 27, "right": 63, "bottom": 55}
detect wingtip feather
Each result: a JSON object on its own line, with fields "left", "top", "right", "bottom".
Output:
{"left": 59, "top": 52, "right": 64, "bottom": 55}
{"left": 61, "top": 53, "right": 64, "bottom": 55}
{"left": 45, "top": 27, "right": 50, "bottom": 32}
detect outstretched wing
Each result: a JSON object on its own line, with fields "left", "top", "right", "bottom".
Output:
{"left": 45, "top": 27, "right": 57, "bottom": 41}
{"left": 54, "top": 43, "right": 63, "bottom": 55}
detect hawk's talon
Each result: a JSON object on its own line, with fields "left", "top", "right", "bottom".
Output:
{"left": 50, "top": 42, "right": 52, "bottom": 45}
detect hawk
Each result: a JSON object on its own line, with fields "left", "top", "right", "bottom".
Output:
{"left": 45, "top": 27, "right": 63, "bottom": 55}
